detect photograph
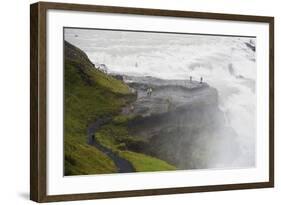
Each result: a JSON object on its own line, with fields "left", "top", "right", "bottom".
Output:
{"left": 63, "top": 28, "right": 257, "bottom": 176}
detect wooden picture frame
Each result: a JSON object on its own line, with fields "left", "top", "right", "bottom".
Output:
{"left": 30, "top": 1, "right": 274, "bottom": 202}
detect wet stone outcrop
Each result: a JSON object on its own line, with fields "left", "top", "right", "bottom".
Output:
{"left": 124, "top": 76, "right": 240, "bottom": 170}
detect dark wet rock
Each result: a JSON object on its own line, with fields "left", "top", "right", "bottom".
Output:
{"left": 125, "top": 76, "right": 240, "bottom": 170}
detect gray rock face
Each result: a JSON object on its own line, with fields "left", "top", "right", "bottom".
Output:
{"left": 125, "top": 76, "right": 240, "bottom": 170}
{"left": 125, "top": 76, "right": 211, "bottom": 117}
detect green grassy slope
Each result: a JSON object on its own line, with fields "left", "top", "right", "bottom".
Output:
{"left": 64, "top": 41, "right": 134, "bottom": 175}
{"left": 120, "top": 151, "right": 176, "bottom": 172}
{"left": 95, "top": 120, "right": 176, "bottom": 172}
{"left": 64, "top": 41, "right": 176, "bottom": 175}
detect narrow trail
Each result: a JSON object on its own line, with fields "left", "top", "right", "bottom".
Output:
{"left": 87, "top": 118, "right": 135, "bottom": 173}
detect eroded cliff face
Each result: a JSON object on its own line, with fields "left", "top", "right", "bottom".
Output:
{"left": 125, "top": 76, "right": 240, "bottom": 170}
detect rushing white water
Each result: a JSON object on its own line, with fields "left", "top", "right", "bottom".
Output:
{"left": 65, "top": 28, "right": 256, "bottom": 168}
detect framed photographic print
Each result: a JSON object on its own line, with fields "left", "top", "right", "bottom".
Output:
{"left": 30, "top": 1, "right": 274, "bottom": 202}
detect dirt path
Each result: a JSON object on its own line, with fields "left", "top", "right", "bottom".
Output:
{"left": 87, "top": 119, "right": 135, "bottom": 173}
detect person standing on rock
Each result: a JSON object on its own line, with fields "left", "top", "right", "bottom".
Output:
{"left": 129, "top": 104, "right": 134, "bottom": 112}
{"left": 190, "top": 76, "right": 192, "bottom": 82}
{"left": 166, "top": 98, "right": 172, "bottom": 111}
{"left": 146, "top": 87, "right": 152, "bottom": 97}
{"left": 200, "top": 77, "right": 203, "bottom": 84}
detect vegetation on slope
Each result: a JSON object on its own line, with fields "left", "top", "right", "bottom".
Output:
{"left": 64, "top": 41, "right": 176, "bottom": 175}
{"left": 120, "top": 151, "right": 176, "bottom": 172}
{"left": 95, "top": 119, "right": 176, "bottom": 172}
{"left": 64, "top": 41, "right": 133, "bottom": 175}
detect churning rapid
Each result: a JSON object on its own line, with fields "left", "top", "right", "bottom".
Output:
{"left": 65, "top": 28, "right": 256, "bottom": 169}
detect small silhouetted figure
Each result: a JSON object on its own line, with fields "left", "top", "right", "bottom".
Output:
{"left": 166, "top": 98, "right": 172, "bottom": 111}
{"left": 146, "top": 88, "right": 150, "bottom": 96}
{"left": 146, "top": 88, "right": 152, "bottom": 97}
{"left": 190, "top": 76, "right": 192, "bottom": 82}
{"left": 200, "top": 77, "right": 203, "bottom": 84}
{"left": 129, "top": 104, "right": 134, "bottom": 112}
